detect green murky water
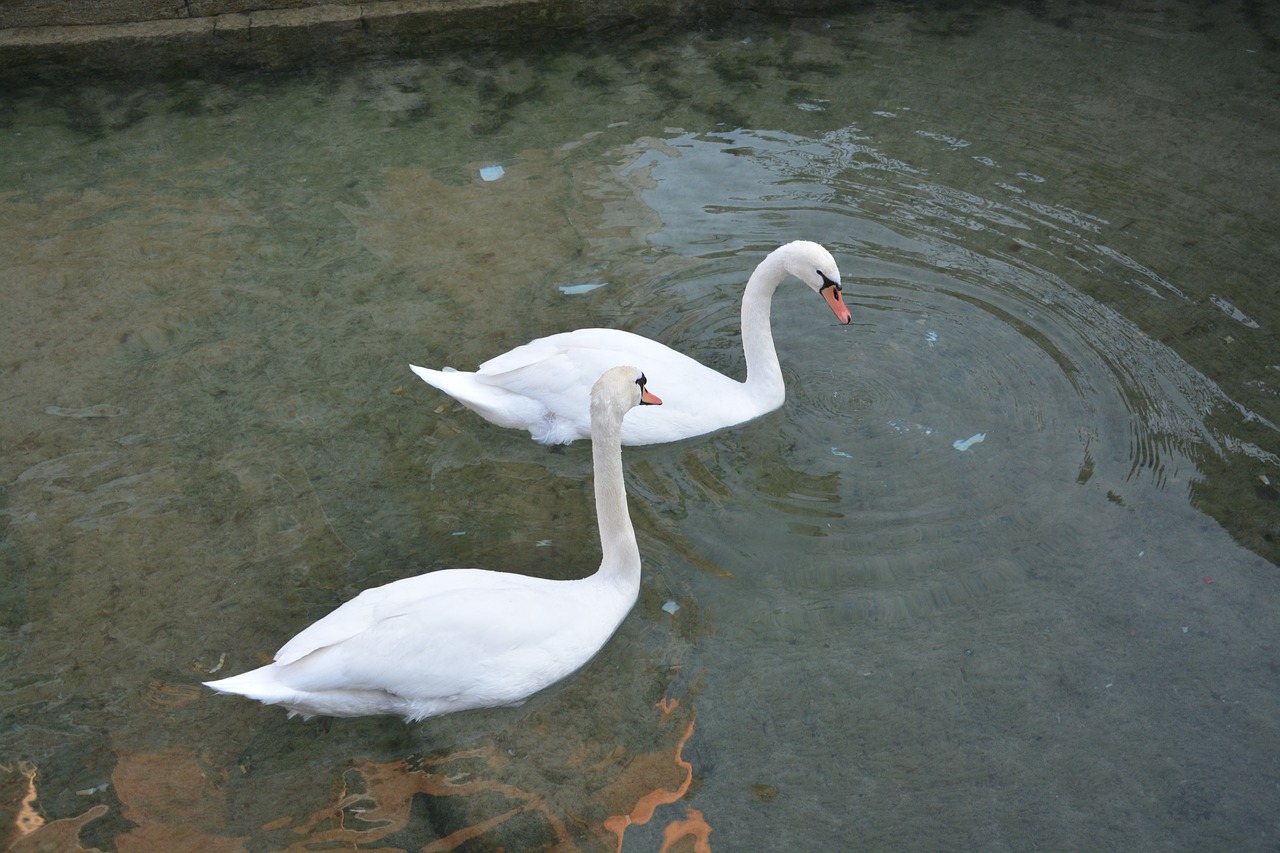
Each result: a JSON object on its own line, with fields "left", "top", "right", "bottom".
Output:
{"left": 2, "top": 2, "right": 1278, "bottom": 850}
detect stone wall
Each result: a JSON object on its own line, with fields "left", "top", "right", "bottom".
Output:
{"left": 0, "top": 0, "right": 840, "bottom": 75}
{"left": 0, "top": 0, "right": 693, "bottom": 29}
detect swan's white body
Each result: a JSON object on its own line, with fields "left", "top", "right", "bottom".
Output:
{"left": 205, "top": 367, "right": 661, "bottom": 722}
{"left": 411, "top": 240, "right": 851, "bottom": 446}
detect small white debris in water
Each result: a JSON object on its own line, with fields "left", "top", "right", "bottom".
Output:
{"left": 451, "top": 530, "right": 467, "bottom": 536}
{"left": 662, "top": 600, "right": 680, "bottom": 615}
{"left": 46, "top": 404, "right": 128, "bottom": 419}
{"left": 1182, "top": 625, "right": 1190, "bottom": 633}
{"left": 831, "top": 446, "right": 853, "bottom": 458}
{"left": 889, "top": 419, "right": 935, "bottom": 435}
{"left": 535, "top": 539, "right": 552, "bottom": 547}
{"left": 1261, "top": 474, "right": 1272, "bottom": 486}
{"left": 208, "top": 651, "right": 228, "bottom": 674}
{"left": 479, "top": 165, "right": 505, "bottom": 181}
{"left": 76, "top": 783, "right": 109, "bottom": 796}
{"left": 558, "top": 282, "right": 607, "bottom": 295}
{"left": 952, "top": 432, "right": 986, "bottom": 451}
{"left": 926, "top": 331, "right": 938, "bottom": 345}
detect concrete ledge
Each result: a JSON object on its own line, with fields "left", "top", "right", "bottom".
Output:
{"left": 0, "top": 0, "right": 752, "bottom": 76}
{"left": 0, "top": 0, "right": 561, "bottom": 45}
{"left": 0, "top": 0, "right": 425, "bottom": 29}
{"left": 0, "top": 16, "right": 215, "bottom": 47}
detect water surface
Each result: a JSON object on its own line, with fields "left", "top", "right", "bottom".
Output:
{"left": 2, "top": 3, "right": 1278, "bottom": 850}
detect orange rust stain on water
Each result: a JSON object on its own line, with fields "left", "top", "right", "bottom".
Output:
{"left": 660, "top": 807, "right": 713, "bottom": 853}
{"left": 6, "top": 760, "right": 110, "bottom": 853}
{"left": 41, "top": 690, "right": 708, "bottom": 851}
{"left": 110, "top": 746, "right": 247, "bottom": 852}
{"left": 12, "top": 760, "right": 43, "bottom": 838}
{"left": 142, "top": 681, "right": 205, "bottom": 709}
{"left": 7, "top": 805, "right": 109, "bottom": 853}
{"left": 603, "top": 714, "right": 700, "bottom": 852}
{"left": 278, "top": 748, "right": 576, "bottom": 852}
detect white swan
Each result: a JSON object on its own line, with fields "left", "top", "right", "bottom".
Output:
{"left": 204, "top": 366, "right": 662, "bottom": 722}
{"left": 410, "top": 240, "right": 851, "bottom": 446}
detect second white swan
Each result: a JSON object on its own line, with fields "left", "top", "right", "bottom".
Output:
{"left": 204, "top": 366, "right": 662, "bottom": 722}
{"left": 410, "top": 240, "right": 851, "bottom": 446}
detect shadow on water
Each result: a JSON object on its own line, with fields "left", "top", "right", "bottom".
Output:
{"left": 2, "top": 2, "right": 1279, "bottom": 850}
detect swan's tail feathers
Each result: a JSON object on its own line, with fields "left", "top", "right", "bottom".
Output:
{"left": 205, "top": 667, "right": 290, "bottom": 706}
{"left": 205, "top": 668, "right": 322, "bottom": 719}
{"left": 408, "top": 363, "right": 550, "bottom": 436}
{"left": 409, "top": 364, "right": 484, "bottom": 399}
{"left": 207, "top": 669, "right": 422, "bottom": 720}
{"left": 409, "top": 363, "right": 452, "bottom": 388}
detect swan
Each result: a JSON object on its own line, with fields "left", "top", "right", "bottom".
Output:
{"left": 204, "top": 366, "right": 662, "bottom": 722}
{"left": 410, "top": 240, "right": 851, "bottom": 446}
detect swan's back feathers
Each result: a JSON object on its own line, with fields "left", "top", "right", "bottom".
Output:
{"left": 476, "top": 329, "right": 711, "bottom": 386}
{"left": 274, "top": 577, "right": 622, "bottom": 693}
{"left": 273, "top": 568, "right": 509, "bottom": 666}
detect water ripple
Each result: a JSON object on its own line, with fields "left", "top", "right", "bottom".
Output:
{"left": 624, "top": 123, "right": 1276, "bottom": 631}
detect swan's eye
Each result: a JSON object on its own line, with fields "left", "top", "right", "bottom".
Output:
{"left": 819, "top": 271, "right": 842, "bottom": 291}
{"left": 636, "top": 374, "right": 648, "bottom": 389}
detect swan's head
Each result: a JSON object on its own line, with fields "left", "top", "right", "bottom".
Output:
{"left": 778, "top": 240, "right": 852, "bottom": 325}
{"left": 591, "top": 366, "right": 663, "bottom": 423}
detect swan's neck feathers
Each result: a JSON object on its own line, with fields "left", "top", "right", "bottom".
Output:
{"left": 739, "top": 250, "right": 787, "bottom": 399}
{"left": 590, "top": 412, "right": 641, "bottom": 596}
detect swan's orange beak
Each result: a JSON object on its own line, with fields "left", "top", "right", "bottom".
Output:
{"left": 822, "top": 283, "right": 853, "bottom": 325}
{"left": 640, "top": 389, "right": 663, "bottom": 406}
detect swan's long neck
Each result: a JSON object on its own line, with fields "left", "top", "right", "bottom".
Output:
{"left": 590, "top": 409, "right": 641, "bottom": 597}
{"left": 740, "top": 252, "right": 788, "bottom": 399}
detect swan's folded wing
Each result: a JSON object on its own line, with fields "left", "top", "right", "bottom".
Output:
{"left": 473, "top": 332, "right": 587, "bottom": 374}
{"left": 475, "top": 329, "right": 650, "bottom": 376}
{"left": 482, "top": 332, "right": 702, "bottom": 393}
{"left": 273, "top": 569, "right": 505, "bottom": 666}
{"left": 272, "top": 578, "right": 593, "bottom": 702}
